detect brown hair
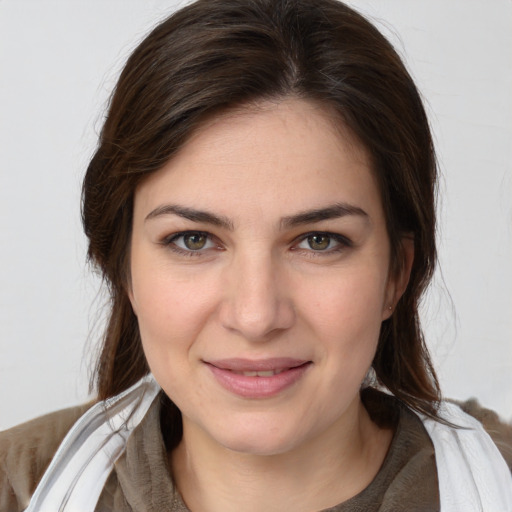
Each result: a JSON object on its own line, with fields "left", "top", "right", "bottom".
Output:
{"left": 82, "top": 0, "right": 441, "bottom": 433}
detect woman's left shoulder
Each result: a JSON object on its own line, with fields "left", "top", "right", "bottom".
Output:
{"left": 452, "top": 398, "right": 512, "bottom": 470}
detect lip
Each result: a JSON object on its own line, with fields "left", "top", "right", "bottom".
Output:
{"left": 204, "top": 358, "right": 312, "bottom": 399}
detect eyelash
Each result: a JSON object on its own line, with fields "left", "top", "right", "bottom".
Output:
{"left": 160, "top": 231, "right": 219, "bottom": 257}
{"left": 293, "top": 231, "right": 353, "bottom": 256}
{"left": 160, "top": 230, "right": 352, "bottom": 257}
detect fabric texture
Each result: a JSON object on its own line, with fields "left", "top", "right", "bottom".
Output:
{"left": 1, "top": 390, "right": 511, "bottom": 512}
{"left": 23, "top": 377, "right": 161, "bottom": 512}
{"left": 422, "top": 402, "right": 512, "bottom": 511}
{"left": 0, "top": 404, "right": 91, "bottom": 512}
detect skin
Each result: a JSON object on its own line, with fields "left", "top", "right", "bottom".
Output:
{"left": 128, "top": 99, "right": 413, "bottom": 512}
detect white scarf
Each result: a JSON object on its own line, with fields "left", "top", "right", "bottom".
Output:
{"left": 26, "top": 377, "right": 512, "bottom": 511}
{"left": 421, "top": 402, "right": 512, "bottom": 511}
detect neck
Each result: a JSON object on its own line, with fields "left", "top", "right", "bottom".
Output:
{"left": 170, "top": 397, "right": 393, "bottom": 512}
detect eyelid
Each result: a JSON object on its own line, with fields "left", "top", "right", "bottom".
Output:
{"left": 159, "top": 229, "right": 351, "bottom": 256}
{"left": 292, "top": 231, "right": 353, "bottom": 252}
{"left": 161, "top": 230, "right": 220, "bottom": 254}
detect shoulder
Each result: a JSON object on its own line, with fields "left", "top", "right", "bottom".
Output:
{"left": 452, "top": 398, "right": 512, "bottom": 471}
{"left": 0, "top": 403, "right": 91, "bottom": 512}
{"left": 358, "top": 389, "right": 440, "bottom": 510}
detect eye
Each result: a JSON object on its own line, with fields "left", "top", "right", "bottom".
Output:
{"left": 165, "top": 231, "right": 216, "bottom": 252}
{"left": 303, "top": 233, "right": 331, "bottom": 251}
{"left": 295, "top": 232, "right": 351, "bottom": 252}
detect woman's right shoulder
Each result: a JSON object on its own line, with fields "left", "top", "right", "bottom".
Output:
{"left": 0, "top": 403, "right": 92, "bottom": 512}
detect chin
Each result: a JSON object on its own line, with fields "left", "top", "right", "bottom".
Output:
{"left": 207, "top": 414, "right": 308, "bottom": 457}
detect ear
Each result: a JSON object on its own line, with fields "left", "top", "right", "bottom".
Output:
{"left": 382, "top": 235, "right": 414, "bottom": 320}
{"left": 127, "top": 290, "right": 138, "bottom": 317}
{"left": 125, "top": 277, "right": 138, "bottom": 317}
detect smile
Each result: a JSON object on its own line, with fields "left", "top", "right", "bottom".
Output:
{"left": 204, "top": 358, "right": 311, "bottom": 398}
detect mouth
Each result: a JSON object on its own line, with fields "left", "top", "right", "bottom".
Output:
{"left": 231, "top": 369, "right": 286, "bottom": 377}
{"left": 204, "top": 358, "right": 312, "bottom": 398}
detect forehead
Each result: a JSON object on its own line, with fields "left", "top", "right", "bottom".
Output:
{"left": 134, "top": 99, "right": 382, "bottom": 221}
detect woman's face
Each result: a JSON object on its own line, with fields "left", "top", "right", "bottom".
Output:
{"left": 129, "top": 99, "right": 406, "bottom": 456}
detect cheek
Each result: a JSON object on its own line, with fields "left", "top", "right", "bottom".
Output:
{"left": 299, "top": 266, "right": 388, "bottom": 355}
{"left": 307, "top": 267, "right": 387, "bottom": 321}
{"left": 130, "top": 261, "right": 219, "bottom": 354}
{"left": 132, "top": 274, "right": 218, "bottom": 399}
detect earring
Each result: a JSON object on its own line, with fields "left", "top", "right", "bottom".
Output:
{"left": 388, "top": 305, "right": 393, "bottom": 311}
{"left": 362, "top": 366, "right": 377, "bottom": 388}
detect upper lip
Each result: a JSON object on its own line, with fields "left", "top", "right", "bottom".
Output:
{"left": 205, "top": 358, "right": 310, "bottom": 372}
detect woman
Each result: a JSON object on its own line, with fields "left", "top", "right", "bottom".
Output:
{"left": 1, "top": 0, "right": 511, "bottom": 511}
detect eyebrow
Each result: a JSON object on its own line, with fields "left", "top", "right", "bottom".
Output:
{"left": 145, "top": 202, "right": 368, "bottom": 230}
{"left": 145, "top": 204, "right": 234, "bottom": 230}
{"left": 280, "top": 203, "right": 369, "bottom": 228}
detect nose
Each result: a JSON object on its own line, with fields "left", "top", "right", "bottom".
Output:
{"left": 218, "top": 250, "right": 295, "bottom": 341}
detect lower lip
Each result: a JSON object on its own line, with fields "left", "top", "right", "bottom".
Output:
{"left": 206, "top": 363, "right": 311, "bottom": 399}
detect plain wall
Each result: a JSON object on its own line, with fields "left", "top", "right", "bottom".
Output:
{"left": 1, "top": 0, "right": 511, "bottom": 430}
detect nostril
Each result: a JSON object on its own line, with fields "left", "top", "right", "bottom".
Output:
{"left": 219, "top": 295, "right": 295, "bottom": 341}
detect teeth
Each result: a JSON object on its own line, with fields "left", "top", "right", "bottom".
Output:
{"left": 236, "top": 369, "right": 285, "bottom": 377}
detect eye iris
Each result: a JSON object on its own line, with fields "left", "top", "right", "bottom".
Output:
{"left": 184, "top": 233, "right": 207, "bottom": 250}
{"left": 308, "top": 234, "right": 330, "bottom": 250}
